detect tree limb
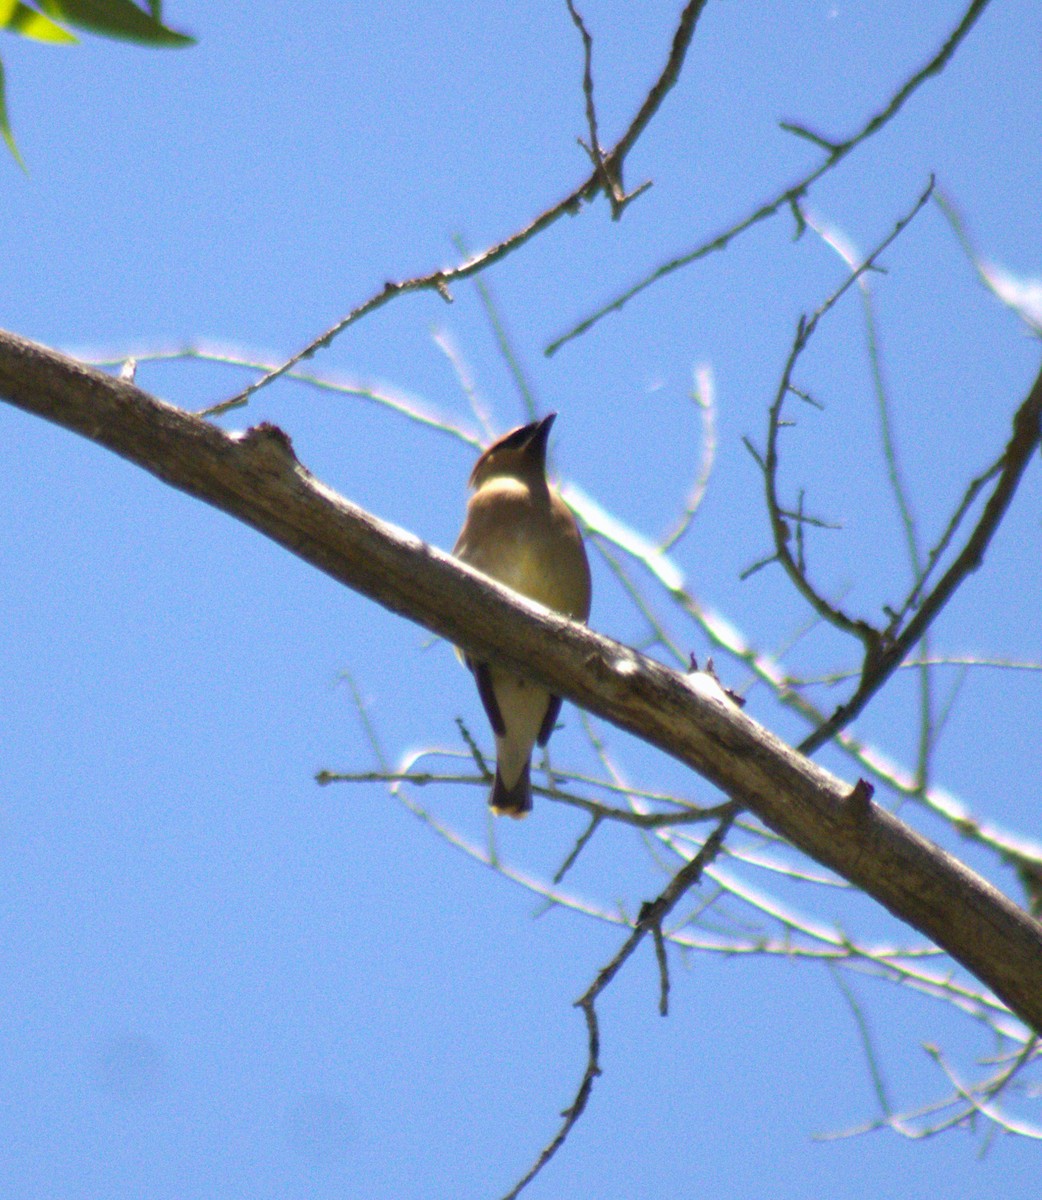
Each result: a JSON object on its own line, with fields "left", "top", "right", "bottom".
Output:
{"left": 2, "top": 325, "right": 1041, "bottom": 1033}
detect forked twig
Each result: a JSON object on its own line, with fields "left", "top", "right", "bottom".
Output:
{"left": 500, "top": 804, "right": 737, "bottom": 1199}
{"left": 547, "top": 0, "right": 993, "bottom": 354}
{"left": 801, "top": 356, "right": 1042, "bottom": 754}
{"left": 214, "top": 0, "right": 710, "bottom": 413}
{"left": 757, "top": 180, "right": 935, "bottom": 654}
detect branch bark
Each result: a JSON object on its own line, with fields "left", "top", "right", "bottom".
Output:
{"left": 3, "top": 326, "right": 1041, "bottom": 1033}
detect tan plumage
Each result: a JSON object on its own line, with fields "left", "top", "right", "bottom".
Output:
{"left": 453, "top": 413, "right": 591, "bottom": 817}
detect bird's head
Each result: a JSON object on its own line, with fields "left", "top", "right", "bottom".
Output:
{"left": 468, "top": 412, "right": 556, "bottom": 489}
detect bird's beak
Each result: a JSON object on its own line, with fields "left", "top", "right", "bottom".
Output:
{"left": 527, "top": 412, "right": 557, "bottom": 455}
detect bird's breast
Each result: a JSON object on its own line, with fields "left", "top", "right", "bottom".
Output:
{"left": 455, "top": 479, "right": 590, "bottom": 620}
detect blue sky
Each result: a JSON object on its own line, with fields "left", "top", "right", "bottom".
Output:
{"left": 2, "top": 2, "right": 1041, "bottom": 1197}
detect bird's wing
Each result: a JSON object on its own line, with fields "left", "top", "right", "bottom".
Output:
{"left": 536, "top": 694, "right": 563, "bottom": 747}
{"left": 467, "top": 657, "right": 506, "bottom": 736}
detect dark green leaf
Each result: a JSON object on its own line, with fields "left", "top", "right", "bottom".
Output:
{"left": 39, "top": 0, "right": 194, "bottom": 46}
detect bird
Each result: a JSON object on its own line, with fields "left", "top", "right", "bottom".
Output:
{"left": 453, "top": 413, "right": 591, "bottom": 817}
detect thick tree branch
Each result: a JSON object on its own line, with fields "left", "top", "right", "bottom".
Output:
{"left": 3, "top": 326, "right": 1041, "bottom": 1033}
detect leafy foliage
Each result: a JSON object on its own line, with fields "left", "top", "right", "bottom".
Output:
{"left": 0, "top": 0, "right": 193, "bottom": 166}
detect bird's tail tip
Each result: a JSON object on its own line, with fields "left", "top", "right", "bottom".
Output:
{"left": 489, "top": 763, "right": 532, "bottom": 818}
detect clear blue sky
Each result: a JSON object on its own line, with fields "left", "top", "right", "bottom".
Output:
{"left": 2, "top": 2, "right": 1040, "bottom": 1197}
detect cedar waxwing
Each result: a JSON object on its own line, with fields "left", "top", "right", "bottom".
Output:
{"left": 453, "top": 413, "right": 591, "bottom": 817}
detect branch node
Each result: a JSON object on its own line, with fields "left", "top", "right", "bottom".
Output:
{"left": 846, "top": 778, "right": 875, "bottom": 814}
{"left": 779, "top": 119, "right": 841, "bottom": 154}
{"left": 236, "top": 421, "right": 299, "bottom": 466}
{"left": 789, "top": 195, "right": 807, "bottom": 240}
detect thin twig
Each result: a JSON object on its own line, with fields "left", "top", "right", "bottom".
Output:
{"left": 925, "top": 1045, "right": 1042, "bottom": 1139}
{"left": 758, "top": 181, "right": 935, "bottom": 654}
{"left": 606, "top": 0, "right": 710, "bottom": 172}
{"left": 552, "top": 813, "right": 602, "bottom": 884}
{"left": 455, "top": 715, "right": 493, "bottom": 780}
{"left": 568, "top": 480, "right": 1042, "bottom": 871}
{"left": 659, "top": 363, "right": 717, "bottom": 551}
{"left": 502, "top": 803, "right": 737, "bottom": 1199}
{"left": 801, "top": 354, "right": 1042, "bottom": 754}
{"left": 451, "top": 234, "right": 538, "bottom": 425}
{"left": 340, "top": 667, "right": 390, "bottom": 771}
{"left": 829, "top": 963, "right": 893, "bottom": 1116}
{"left": 565, "top": 1, "right": 620, "bottom": 211}
{"left": 347, "top": 740, "right": 1028, "bottom": 1046}
{"left": 430, "top": 326, "right": 491, "bottom": 439}
{"left": 546, "top": 0, "right": 993, "bottom": 354}
{"left": 893, "top": 454, "right": 1004, "bottom": 626}
{"left": 215, "top": 1, "right": 711, "bottom": 414}
{"left": 801, "top": 209, "right": 940, "bottom": 793}
{"left": 318, "top": 763, "right": 731, "bottom": 829}
{"left": 801, "top": 209, "right": 924, "bottom": 576}
{"left": 652, "top": 921, "right": 671, "bottom": 1016}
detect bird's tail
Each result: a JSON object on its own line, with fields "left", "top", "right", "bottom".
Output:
{"left": 489, "top": 761, "right": 532, "bottom": 818}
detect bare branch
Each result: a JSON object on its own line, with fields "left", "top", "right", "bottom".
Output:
{"left": 556, "top": 478, "right": 1042, "bottom": 882}
{"left": 759, "top": 182, "right": 935, "bottom": 652}
{"left": 450, "top": 235, "right": 538, "bottom": 425}
{"left": 801, "top": 359, "right": 1042, "bottom": 754}
{"left": 552, "top": 813, "right": 602, "bottom": 884}
{"left": 547, "top": 0, "right": 992, "bottom": 353}
{"left": 564, "top": 1, "right": 618, "bottom": 211}
{"left": 606, "top": 0, "right": 710, "bottom": 171}
{"left": 830, "top": 964, "right": 894, "bottom": 1116}
{"left": 659, "top": 364, "right": 717, "bottom": 552}
{"left": 504, "top": 805, "right": 736, "bottom": 1197}
{"left": 214, "top": 0, "right": 710, "bottom": 413}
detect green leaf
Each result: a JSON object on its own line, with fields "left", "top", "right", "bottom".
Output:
{"left": 1, "top": 3, "right": 78, "bottom": 44}
{"left": 38, "top": 0, "right": 194, "bottom": 46}
{"left": 0, "top": 57, "right": 28, "bottom": 171}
